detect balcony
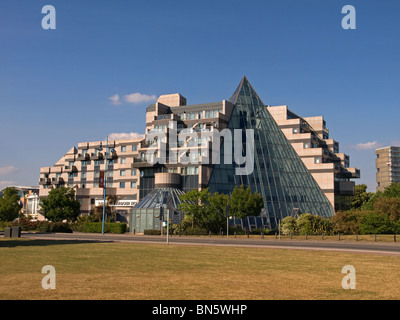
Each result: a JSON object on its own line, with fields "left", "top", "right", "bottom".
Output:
{"left": 132, "top": 157, "right": 155, "bottom": 168}
{"left": 64, "top": 165, "right": 78, "bottom": 172}
{"left": 77, "top": 153, "right": 90, "bottom": 161}
{"left": 51, "top": 177, "right": 65, "bottom": 185}
{"left": 106, "top": 150, "right": 118, "bottom": 160}
{"left": 39, "top": 178, "right": 51, "bottom": 185}
{"left": 91, "top": 152, "right": 104, "bottom": 160}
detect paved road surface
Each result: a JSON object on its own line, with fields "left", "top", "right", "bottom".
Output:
{"left": 18, "top": 232, "right": 400, "bottom": 256}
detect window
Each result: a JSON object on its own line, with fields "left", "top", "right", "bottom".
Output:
{"left": 131, "top": 169, "right": 136, "bottom": 176}
{"left": 82, "top": 161, "right": 88, "bottom": 167}
{"left": 132, "top": 145, "right": 137, "bottom": 151}
{"left": 121, "top": 146, "right": 127, "bottom": 152}
{"left": 94, "top": 172, "right": 100, "bottom": 178}
{"left": 120, "top": 182, "right": 125, "bottom": 188}
{"left": 293, "top": 128, "right": 298, "bottom": 134}
{"left": 121, "top": 157, "right": 126, "bottom": 164}
{"left": 120, "top": 170, "right": 126, "bottom": 176}
{"left": 81, "top": 172, "right": 86, "bottom": 178}
{"left": 131, "top": 182, "right": 137, "bottom": 188}
{"left": 304, "top": 142, "right": 309, "bottom": 149}
{"left": 107, "top": 171, "right": 113, "bottom": 177}
{"left": 314, "top": 157, "right": 321, "bottom": 164}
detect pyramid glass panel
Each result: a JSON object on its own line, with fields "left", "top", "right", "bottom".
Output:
{"left": 208, "top": 77, "right": 334, "bottom": 228}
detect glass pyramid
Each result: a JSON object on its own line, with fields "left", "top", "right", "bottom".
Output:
{"left": 208, "top": 76, "right": 334, "bottom": 228}
{"left": 134, "top": 187, "right": 186, "bottom": 209}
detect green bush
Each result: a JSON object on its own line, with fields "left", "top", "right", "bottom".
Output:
{"left": 82, "top": 222, "right": 127, "bottom": 234}
{"left": 359, "top": 211, "right": 398, "bottom": 234}
{"left": 12, "top": 217, "right": 37, "bottom": 231}
{"left": 0, "top": 221, "right": 12, "bottom": 231}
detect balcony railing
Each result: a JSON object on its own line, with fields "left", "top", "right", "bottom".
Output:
{"left": 77, "top": 153, "right": 90, "bottom": 161}
{"left": 64, "top": 165, "right": 77, "bottom": 172}
{"left": 91, "top": 152, "right": 104, "bottom": 160}
{"left": 39, "top": 178, "right": 51, "bottom": 185}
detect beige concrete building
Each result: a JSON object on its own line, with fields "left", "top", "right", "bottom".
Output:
{"left": 376, "top": 146, "right": 400, "bottom": 191}
{"left": 39, "top": 138, "right": 144, "bottom": 221}
{"left": 39, "top": 77, "right": 360, "bottom": 229}
{"left": 268, "top": 105, "right": 360, "bottom": 211}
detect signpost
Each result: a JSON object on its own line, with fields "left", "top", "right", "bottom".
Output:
{"left": 171, "top": 210, "right": 182, "bottom": 225}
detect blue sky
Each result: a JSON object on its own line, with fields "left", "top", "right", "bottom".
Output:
{"left": 1, "top": 0, "right": 399, "bottom": 192}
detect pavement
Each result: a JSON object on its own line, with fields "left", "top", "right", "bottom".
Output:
{"left": 14, "top": 231, "right": 400, "bottom": 256}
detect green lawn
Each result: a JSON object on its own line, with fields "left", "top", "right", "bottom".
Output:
{"left": 1, "top": 238, "right": 400, "bottom": 300}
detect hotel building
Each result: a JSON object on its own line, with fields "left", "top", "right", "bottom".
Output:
{"left": 38, "top": 77, "right": 360, "bottom": 229}
{"left": 268, "top": 106, "right": 360, "bottom": 211}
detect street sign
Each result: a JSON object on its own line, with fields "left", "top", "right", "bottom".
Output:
{"left": 171, "top": 210, "right": 182, "bottom": 224}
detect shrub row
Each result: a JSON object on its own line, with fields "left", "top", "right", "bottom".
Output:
{"left": 81, "top": 222, "right": 127, "bottom": 234}
{"left": 0, "top": 218, "right": 73, "bottom": 233}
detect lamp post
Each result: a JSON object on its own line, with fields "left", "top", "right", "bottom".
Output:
{"left": 102, "top": 136, "right": 109, "bottom": 235}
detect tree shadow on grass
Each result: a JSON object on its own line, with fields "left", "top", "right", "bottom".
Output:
{"left": 0, "top": 238, "right": 113, "bottom": 248}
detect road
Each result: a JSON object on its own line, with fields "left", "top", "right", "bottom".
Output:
{"left": 19, "top": 232, "right": 400, "bottom": 256}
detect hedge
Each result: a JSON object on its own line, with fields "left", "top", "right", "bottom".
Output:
{"left": 82, "top": 222, "right": 127, "bottom": 234}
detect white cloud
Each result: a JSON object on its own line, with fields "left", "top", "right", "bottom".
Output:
{"left": 351, "top": 141, "right": 383, "bottom": 150}
{"left": 123, "top": 92, "right": 157, "bottom": 105}
{"left": 108, "top": 94, "right": 121, "bottom": 105}
{"left": 108, "top": 132, "right": 145, "bottom": 140}
{"left": 0, "top": 166, "right": 18, "bottom": 176}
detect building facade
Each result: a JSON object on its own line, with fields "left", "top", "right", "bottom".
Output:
{"left": 39, "top": 139, "right": 143, "bottom": 222}
{"left": 376, "top": 146, "right": 400, "bottom": 191}
{"left": 267, "top": 105, "right": 360, "bottom": 211}
{"left": 39, "top": 77, "right": 360, "bottom": 230}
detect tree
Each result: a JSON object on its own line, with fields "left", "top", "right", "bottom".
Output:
{"left": 374, "top": 197, "right": 400, "bottom": 222}
{"left": 382, "top": 182, "right": 400, "bottom": 199}
{"left": 296, "top": 213, "right": 315, "bottom": 235}
{"left": 229, "top": 185, "right": 264, "bottom": 219}
{"left": 205, "top": 192, "right": 230, "bottom": 233}
{"left": 359, "top": 211, "right": 396, "bottom": 234}
{"left": 41, "top": 187, "right": 80, "bottom": 222}
{"left": 0, "top": 187, "right": 22, "bottom": 222}
{"left": 350, "top": 184, "right": 373, "bottom": 210}
{"left": 331, "top": 210, "right": 364, "bottom": 235}
{"left": 179, "top": 188, "right": 211, "bottom": 230}
{"left": 93, "top": 204, "right": 111, "bottom": 222}
{"left": 281, "top": 216, "right": 296, "bottom": 235}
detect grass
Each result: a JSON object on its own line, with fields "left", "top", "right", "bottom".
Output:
{"left": 1, "top": 238, "right": 400, "bottom": 300}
